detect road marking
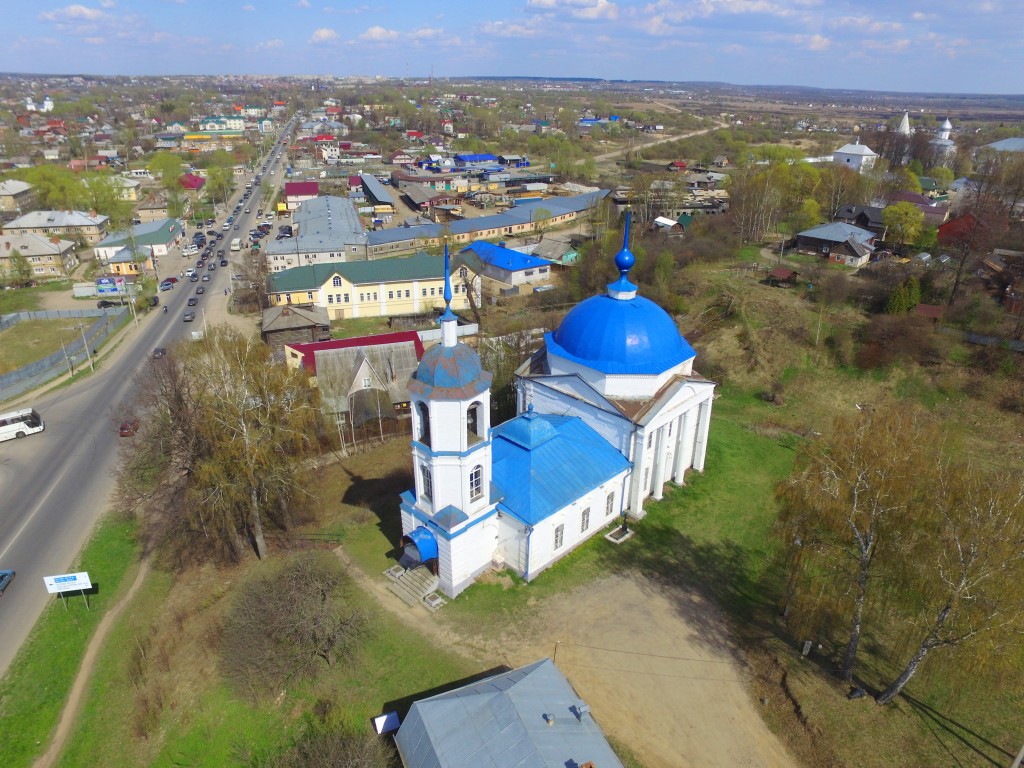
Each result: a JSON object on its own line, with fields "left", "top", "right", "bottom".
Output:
{"left": 0, "top": 450, "right": 84, "bottom": 563}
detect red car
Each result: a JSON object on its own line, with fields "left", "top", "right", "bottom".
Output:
{"left": 119, "top": 418, "right": 140, "bottom": 437}
{"left": 166, "top": 276, "right": 178, "bottom": 284}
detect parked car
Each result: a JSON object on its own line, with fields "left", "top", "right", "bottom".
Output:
{"left": 220, "top": 259, "right": 228, "bottom": 267}
{"left": 187, "top": 297, "right": 198, "bottom": 306}
{"left": 202, "top": 274, "right": 210, "bottom": 282}
{"left": 159, "top": 281, "right": 173, "bottom": 292}
{"left": 149, "top": 296, "right": 159, "bottom": 307}
{"left": 183, "top": 311, "right": 196, "bottom": 322}
{"left": 196, "top": 286, "right": 205, "bottom": 294}
{"left": 119, "top": 417, "right": 140, "bottom": 437}
{"left": 166, "top": 276, "right": 178, "bottom": 283}
{"left": 152, "top": 347, "right": 167, "bottom": 359}
{"left": 0, "top": 570, "right": 15, "bottom": 597}
{"left": 97, "top": 299, "right": 117, "bottom": 308}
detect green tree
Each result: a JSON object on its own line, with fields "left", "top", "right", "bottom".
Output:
{"left": 147, "top": 151, "right": 185, "bottom": 189}
{"left": 882, "top": 201, "right": 924, "bottom": 253}
{"left": 5, "top": 248, "right": 33, "bottom": 287}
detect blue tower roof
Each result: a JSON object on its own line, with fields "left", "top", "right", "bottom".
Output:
{"left": 409, "top": 343, "right": 491, "bottom": 399}
{"left": 546, "top": 213, "right": 695, "bottom": 376}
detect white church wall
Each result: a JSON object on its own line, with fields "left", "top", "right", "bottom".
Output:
{"left": 494, "top": 514, "right": 528, "bottom": 574}
{"left": 524, "top": 471, "right": 629, "bottom": 581}
{"left": 546, "top": 351, "right": 693, "bottom": 400}
{"left": 422, "top": 446, "right": 491, "bottom": 516}
{"left": 446, "top": 515, "right": 500, "bottom": 596}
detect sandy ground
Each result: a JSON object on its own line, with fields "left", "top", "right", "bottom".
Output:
{"left": 341, "top": 549, "right": 797, "bottom": 768}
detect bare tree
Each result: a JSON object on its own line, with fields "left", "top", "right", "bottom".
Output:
{"left": 876, "top": 466, "right": 1024, "bottom": 704}
{"left": 777, "top": 407, "right": 943, "bottom": 683}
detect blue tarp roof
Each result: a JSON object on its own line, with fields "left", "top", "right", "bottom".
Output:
{"left": 491, "top": 411, "right": 630, "bottom": 526}
{"left": 460, "top": 241, "right": 552, "bottom": 273}
{"left": 454, "top": 153, "right": 498, "bottom": 163}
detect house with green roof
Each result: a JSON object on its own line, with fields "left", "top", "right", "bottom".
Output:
{"left": 266, "top": 251, "right": 481, "bottom": 320}
{"left": 93, "top": 218, "right": 183, "bottom": 265}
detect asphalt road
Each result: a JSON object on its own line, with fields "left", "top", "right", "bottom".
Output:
{"left": 0, "top": 134, "right": 289, "bottom": 678}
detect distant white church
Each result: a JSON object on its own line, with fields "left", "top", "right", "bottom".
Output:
{"left": 397, "top": 219, "right": 716, "bottom": 598}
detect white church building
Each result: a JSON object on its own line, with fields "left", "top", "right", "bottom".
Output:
{"left": 398, "top": 219, "right": 716, "bottom": 598}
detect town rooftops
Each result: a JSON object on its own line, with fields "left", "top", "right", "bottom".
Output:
{"left": 286, "top": 331, "right": 425, "bottom": 375}
{"left": 97, "top": 218, "right": 181, "bottom": 248}
{"left": 834, "top": 141, "right": 878, "bottom": 156}
{"left": 284, "top": 181, "right": 319, "bottom": 198}
{"left": 263, "top": 195, "right": 366, "bottom": 256}
{"left": 359, "top": 173, "right": 394, "bottom": 205}
{"left": 0, "top": 179, "right": 33, "bottom": 196}
{"left": 5, "top": 209, "right": 108, "bottom": 229}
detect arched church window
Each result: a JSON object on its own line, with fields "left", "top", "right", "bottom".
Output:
{"left": 469, "top": 465, "right": 483, "bottom": 501}
{"left": 421, "top": 464, "right": 432, "bottom": 501}
{"left": 467, "top": 401, "right": 484, "bottom": 444}
{"left": 416, "top": 401, "right": 430, "bottom": 446}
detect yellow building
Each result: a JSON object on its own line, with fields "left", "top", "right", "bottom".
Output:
{"left": 266, "top": 252, "right": 480, "bottom": 321}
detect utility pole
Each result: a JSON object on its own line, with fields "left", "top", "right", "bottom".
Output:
{"left": 79, "top": 324, "right": 95, "bottom": 372}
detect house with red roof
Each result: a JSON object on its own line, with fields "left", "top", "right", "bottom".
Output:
{"left": 178, "top": 173, "right": 205, "bottom": 191}
{"left": 284, "top": 181, "right": 319, "bottom": 210}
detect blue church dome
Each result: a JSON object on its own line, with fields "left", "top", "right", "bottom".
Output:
{"left": 546, "top": 212, "right": 695, "bottom": 377}
{"left": 411, "top": 343, "right": 491, "bottom": 397}
{"left": 547, "top": 293, "right": 695, "bottom": 376}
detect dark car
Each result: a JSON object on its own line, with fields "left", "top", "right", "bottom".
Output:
{"left": 202, "top": 274, "right": 211, "bottom": 282}
{"left": 220, "top": 259, "right": 228, "bottom": 267}
{"left": 189, "top": 274, "right": 199, "bottom": 282}
{"left": 153, "top": 347, "right": 167, "bottom": 359}
{"left": 97, "top": 299, "right": 117, "bottom": 308}
{"left": 0, "top": 570, "right": 15, "bottom": 597}
{"left": 119, "top": 417, "right": 140, "bottom": 437}
{"left": 149, "top": 296, "right": 159, "bottom": 307}
{"left": 183, "top": 311, "right": 196, "bottom": 322}
{"left": 208, "top": 262, "right": 216, "bottom": 270}
{"left": 196, "top": 286, "right": 205, "bottom": 294}
{"left": 216, "top": 249, "right": 225, "bottom": 256}
{"left": 215, "top": 232, "right": 224, "bottom": 240}
{"left": 206, "top": 229, "right": 217, "bottom": 236}
{"left": 187, "top": 297, "right": 198, "bottom": 306}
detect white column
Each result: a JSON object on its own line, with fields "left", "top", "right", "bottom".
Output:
{"left": 693, "top": 398, "right": 713, "bottom": 472}
{"left": 652, "top": 426, "right": 667, "bottom": 500}
{"left": 672, "top": 412, "right": 688, "bottom": 483}
{"left": 628, "top": 430, "right": 647, "bottom": 518}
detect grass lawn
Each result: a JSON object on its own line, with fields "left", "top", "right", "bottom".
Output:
{"left": 54, "top": 554, "right": 479, "bottom": 768}
{"left": 0, "top": 281, "right": 73, "bottom": 314}
{"left": 330, "top": 316, "right": 396, "bottom": 339}
{"left": 0, "top": 319, "right": 94, "bottom": 375}
{"left": 0, "top": 515, "right": 138, "bottom": 768}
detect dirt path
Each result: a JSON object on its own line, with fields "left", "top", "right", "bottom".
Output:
{"left": 34, "top": 559, "right": 150, "bottom": 768}
{"left": 339, "top": 550, "right": 797, "bottom": 768}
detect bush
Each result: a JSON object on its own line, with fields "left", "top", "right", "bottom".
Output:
{"left": 855, "top": 315, "right": 939, "bottom": 369}
{"left": 220, "top": 553, "right": 366, "bottom": 701}
{"left": 242, "top": 728, "right": 398, "bottom": 768}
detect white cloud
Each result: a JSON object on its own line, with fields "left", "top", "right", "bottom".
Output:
{"left": 255, "top": 38, "right": 284, "bottom": 50}
{"left": 84, "top": 36, "right": 106, "bottom": 44}
{"left": 242, "top": 4, "right": 255, "bottom": 10}
{"left": 479, "top": 17, "right": 545, "bottom": 38}
{"left": 527, "top": 0, "right": 618, "bottom": 20}
{"left": 39, "top": 4, "right": 105, "bottom": 22}
{"left": 309, "top": 27, "right": 339, "bottom": 43}
{"left": 296, "top": 0, "right": 310, "bottom": 6}
{"left": 359, "top": 25, "right": 400, "bottom": 42}
{"left": 805, "top": 33, "right": 830, "bottom": 51}
{"left": 410, "top": 27, "right": 445, "bottom": 39}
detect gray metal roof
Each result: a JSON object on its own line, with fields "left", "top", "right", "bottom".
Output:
{"left": 315, "top": 340, "right": 420, "bottom": 416}
{"left": 263, "top": 195, "right": 367, "bottom": 256}
{"left": 360, "top": 173, "right": 395, "bottom": 206}
{"left": 5, "top": 209, "right": 108, "bottom": 229}
{"left": 395, "top": 658, "right": 624, "bottom": 768}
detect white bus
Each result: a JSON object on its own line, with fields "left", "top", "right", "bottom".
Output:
{"left": 0, "top": 408, "right": 45, "bottom": 442}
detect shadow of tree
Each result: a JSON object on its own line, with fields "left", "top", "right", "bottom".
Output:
{"left": 898, "top": 692, "right": 1014, "bottom": 767}
{"left": 340, "top": 465, "right": 412, "bottom": 559}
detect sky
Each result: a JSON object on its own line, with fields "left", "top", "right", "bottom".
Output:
{"left": 2, "top": 0, "right": 1022, "bottom": 94}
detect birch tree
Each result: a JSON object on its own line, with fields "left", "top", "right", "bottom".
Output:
{"left": 875, "top": 466, "right": 1024, "bottom": 704}
{"left": 777, "top": 407, "right": 942, "bottom": 682}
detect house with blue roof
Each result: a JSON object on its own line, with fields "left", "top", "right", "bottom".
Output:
{"left": 396, "top": 216, "right": 716, "bottom": 599}
{"left": 460, "top": 240, "right": 553, "bottom": 288}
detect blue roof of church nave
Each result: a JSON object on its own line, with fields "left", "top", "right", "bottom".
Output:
{"left": 492, "top": 410, "right": 630, "bottom": 525}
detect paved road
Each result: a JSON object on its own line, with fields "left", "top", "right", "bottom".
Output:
{"left": 0, "top": 134, "right": 289, "bottom": 678}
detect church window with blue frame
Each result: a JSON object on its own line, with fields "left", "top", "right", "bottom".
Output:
{"left": 469, "top": 465, "right": 483, "bottom": 501}
{"left": 554, "top": 524, "right": 564, "bottom": 549}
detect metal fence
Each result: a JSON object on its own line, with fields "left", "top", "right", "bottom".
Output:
{"left": 0, "top": 308, "right": 129, "bottom": 402}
